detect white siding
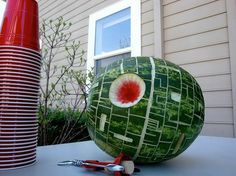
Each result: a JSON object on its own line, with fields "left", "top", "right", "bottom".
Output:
{"left": 201, "top": 123, "right": 234, "bottom": 138}
{"left": 38, "top": 0, "right": 236, "bottom": 137}
{"left": 141, "top": 0, "right": 155, "bottom": 56}
{"left": 38, "top": 0, "right": 119, "bottom": 106}
{"left": 163, "top": 0, "right": 234, "bottom": 137}
{"left": 38, "top": 0, "right": 152, "bottom": 102}
{"left": 163, "top": 0, "right": 226, "bottom": 28}
{"left": 226, "top": 0, "right": 236, "bottom": 138}
{"left": 165, "top": 13, "right": 227, "bottom": 41}
{"left": 165, "top": 43, "right": 229, "bottom": 65}
{"left": 39, "top": 0, "right": 152, "bottom": 60}
{"left": 165, "top": 28, "right": 228, "bottom": 54}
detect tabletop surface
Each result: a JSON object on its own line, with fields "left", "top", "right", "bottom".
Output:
{"left": 0, "top": 136, "right": 236, "bottom": 176}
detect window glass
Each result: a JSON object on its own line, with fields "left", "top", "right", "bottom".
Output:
{"left": 96, "top": 52, "right": 131, "bottom": 75}
{"left": 87, "top": 0, "right": 141, "bottom": 75}
{"left": 95, "top": 8, "right": 130, "bottom": 55}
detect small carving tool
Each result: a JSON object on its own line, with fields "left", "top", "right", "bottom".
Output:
{"left": 58, "top": 153, "right": 140, "bottom": 176}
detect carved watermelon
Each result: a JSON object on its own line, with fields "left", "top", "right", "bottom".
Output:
{"left": 87, "top": 57, "right": 204, "bottom": 163}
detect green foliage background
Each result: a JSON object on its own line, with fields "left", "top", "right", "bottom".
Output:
{"left": 38, "top": 108, "right": 89, "bottom": 145}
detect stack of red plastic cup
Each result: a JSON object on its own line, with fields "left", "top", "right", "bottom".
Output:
{"left": 0, "top": 0, "right": 41, "bottom": 170}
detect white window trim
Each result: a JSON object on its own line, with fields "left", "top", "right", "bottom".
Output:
{"left": 87, "top": 0, "right": 141, "bottom": 72}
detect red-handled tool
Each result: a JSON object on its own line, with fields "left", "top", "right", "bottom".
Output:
{"left": 57, "top": 153, "right": 140, "bottom": 176}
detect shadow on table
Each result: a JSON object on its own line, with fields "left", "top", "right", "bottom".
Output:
{"left": 135, "top": 154, "right": 204, "bottom": 175}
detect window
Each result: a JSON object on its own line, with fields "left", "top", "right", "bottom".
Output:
{"left": 87, "top": 0, "right": 141, "bottom": 75}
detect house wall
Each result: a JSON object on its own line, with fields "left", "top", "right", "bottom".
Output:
{"left": 38, "top": 0, "right": 154, "bottom": 62}
{"left": 161, "top": 0, "right": 235, "bottom": 137}
{"left": 38, "top": 0, "right": 154, "bottom": 108}
{"left": 38, "top": 0, "right": 153, "bottom": 93}
{"left": 38, "top": 0, "right": 119, "bottom": 105}
{"left": 38, "top": 0, "right": 236, "bottom": 137}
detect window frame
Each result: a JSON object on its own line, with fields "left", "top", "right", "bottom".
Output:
{"left": 87, "top": 0, "right": 141, "bottom": 72}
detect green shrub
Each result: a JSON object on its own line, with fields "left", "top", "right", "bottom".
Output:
{"left": 38, "top": 107, "right": 90, "bottom": 146}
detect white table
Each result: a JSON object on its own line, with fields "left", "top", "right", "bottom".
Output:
{"left": 0, "top": 136, "right": 236, "bottom": 176}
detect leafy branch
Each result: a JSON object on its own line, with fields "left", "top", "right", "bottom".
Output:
{"left": 38, "top": 17, "right": 93, "bottom": 146}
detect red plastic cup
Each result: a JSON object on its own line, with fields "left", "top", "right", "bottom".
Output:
{"left": 0, "top": 0, "right": 39, "bottom": 51}
{"left": 0, "top": 45, "right": 41, "bottom": 56}
{"left": 0, "top": 56, "right": 41, "bottom": 69}
{"left": 0, "top": 1, "right": 41, "bottom": 170}
{"left": 0, "top": 156, "right": 36, "bottom": 170}
{"left": 0, "top": 147, "right": 36, "bottom": 154}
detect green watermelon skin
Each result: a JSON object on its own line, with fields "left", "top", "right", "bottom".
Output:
{"left": 86, "top": 57, "right": 204, "bottom": 163}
